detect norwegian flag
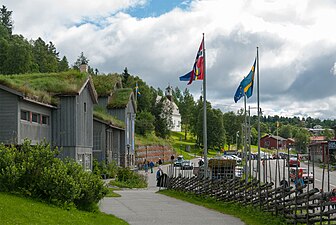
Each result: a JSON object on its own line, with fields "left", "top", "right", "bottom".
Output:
{"left": 179, "top": 37, "right": 205, "bottom": 85}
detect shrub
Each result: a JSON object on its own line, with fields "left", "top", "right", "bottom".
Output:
{"left": 111, "top": 167, "right": 147, "bottom": 188}
{"left": 92, "top": 159, "right": 118, "bottom": 179}
{"left": 0, "top": 140, "right": 108, "bottom": 211}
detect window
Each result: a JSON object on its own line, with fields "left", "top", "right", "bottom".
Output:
{"left": 20, "top": 110, "right": 29, "bottom": 121}
{"left": 85, "top": 154, "right": 91, "bottom": 171}
{"left": 77, "top": 154, "right": 85, "bottom": 168}
{"left": 41, "top": 115, "right": 49, "bottom": 125}
{"left": 84, "top": 102, "right": 87, "bottom": 113}
{"left": 32, "top": 113, "right": 39, "bottom": 123}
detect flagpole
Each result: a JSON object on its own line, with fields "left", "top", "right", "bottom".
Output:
{"left": 202, "top": 33, "right": 208, "bottom": 178}
{"left": 244, "top": 94, "right": 248, "bottom": 184}
{"left": 257, "top": 47, "right": 261, "bottom": 207}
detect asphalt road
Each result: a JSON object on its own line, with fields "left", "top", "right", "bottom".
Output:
{"left": 249, "top": 159, "right": 336, "bottom": 191}
{"left": 99, "top": 163, "right": 245, "bottom": 225}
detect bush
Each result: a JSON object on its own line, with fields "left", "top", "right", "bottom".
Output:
{"left": 0, "top": 140, "right": 108, "bottom": 211}
{"left": 110, "top": 167, "right": 147, "bottom": 188}
{"left": 92, "top": 159, "right": 118, "bottom": 179}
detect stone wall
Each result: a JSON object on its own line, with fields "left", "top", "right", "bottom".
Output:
{"left": 135, "top": 145, "right": 175, "bottom": 166}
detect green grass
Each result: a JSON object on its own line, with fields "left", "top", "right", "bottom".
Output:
{"left": 93, "top": 106, "right": 125, "bottom": 128}
{"left": 170, "top": 131, "right": 200, "bottom": 160}
{"left": 0, "top": 70, "right": 88, "bottom": 105}
{"left": 105, "top": 188, "right": 121, "bottom": 197}
{"left": 159, "top": 190, "right": 288, "bottom": 225}
{"left": 107, "top": 88, "right": 133, "bottom": 108}
{"left": 0, "top": 192, "right": 128, "bottom": 225}
{"left": 135, "top": 132, "right": 171, "bottom": 146}
{"left": 92, "top": 74, "right": 121, "bottom": 96}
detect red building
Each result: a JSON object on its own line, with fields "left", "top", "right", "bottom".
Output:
{"left": 260, "top": 134, "right": 288, "bottom": 150}
{"left": 309, "top": 141, "right": 329, "bottom": 163}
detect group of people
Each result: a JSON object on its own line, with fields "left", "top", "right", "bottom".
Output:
{"left": 143, "top": 158, "right": 164, "bottom": 174}
{"left": 142, "top": 157, "right": 170, "bottom": 187}
{"left": 143, "top": 159, "right": 155, "bottom": 174}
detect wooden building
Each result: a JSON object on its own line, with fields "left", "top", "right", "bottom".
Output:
{"left": 260, "top": 134, "right": 288, "bottom": 150}
{"left": 92, "top": 75, "right": 136, "bottom": 167}
{"left": 309, "top": 141, "right": 329, "bottom": 163}
{"left": 0, "top": 71, "right": 98, "bottom": 170}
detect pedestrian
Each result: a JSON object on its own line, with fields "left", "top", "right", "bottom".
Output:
{"left": 170, "top": 155, "right": 175, "bottom": 163}
{"left": 149, "top": 161, "right": 154, "bottom": 173}
{"left": 143, "top": 159, "right": 148, "bottom": 174}
{"left": 158, "top": 158, "right": 163, "bottom": 165}
{"left": 156, "top": 166, "right": 163, "bottom": 186}
{"left": 294, "top": 177, "right": 304, "bottom": 194}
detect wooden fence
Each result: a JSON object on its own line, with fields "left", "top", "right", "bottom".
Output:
{"left": 164, "top": 167, "right": 336, "bottom": 225}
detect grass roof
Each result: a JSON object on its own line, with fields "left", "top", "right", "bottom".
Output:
{"left": 93, "top": 106, "right": 125, "bottom": 128}
{"left": 107, "top": 88, "right": 133, "bottom": 109}
{"left": 0, "top": 70, "right": 88, "bottom": 105}
{"left": 92, "top": 74, "right": 121, "bottom": 96}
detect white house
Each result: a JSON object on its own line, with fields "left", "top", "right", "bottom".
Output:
{"left": 156, "top": 85, "right": 181, "bottom": 132}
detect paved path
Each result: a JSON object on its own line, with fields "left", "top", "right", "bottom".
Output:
{"left": 99, "top": 164, "right": 245, "bottom": 225}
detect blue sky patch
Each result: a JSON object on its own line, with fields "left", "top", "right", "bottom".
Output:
{"left": 126, "top": 0, "right": 191, "bottom": 18}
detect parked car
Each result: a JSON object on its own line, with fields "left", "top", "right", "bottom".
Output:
{"left": 287, "top": 157, "right": 300, "bottom": 167}
{"left": 290, "top": 167, "right": 314, "bottom": 183}
{"left": 181, "top": 160, "right": 193, "bottom": 170}
{"left": 231, "top": 155, "right": 242, "bottom": 164}
{"left": 174, "top": 155, "right": 184, "bottom": 167}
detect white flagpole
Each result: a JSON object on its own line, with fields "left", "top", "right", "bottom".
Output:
{"left": 257, "top": 47, "right": 261, "bottom": 204}
{"left": 203, "top": 33, "right": 208, "bottom": 178}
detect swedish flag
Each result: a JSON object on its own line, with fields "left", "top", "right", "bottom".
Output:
{"left": 234, "top": 58, "right": 256, "bottom": 103}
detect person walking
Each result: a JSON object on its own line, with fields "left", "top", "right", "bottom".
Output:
{"left": 158, "top": 158, "right": 163, "bottom": 165}
{"left": 156, "top": 166, "right": 163, "bottom": 187}
{"left": 143, "top": 159, "right": 149, "bottom": 174}
{"left": 149, "top": 161, "right": 154, "bottom": 173}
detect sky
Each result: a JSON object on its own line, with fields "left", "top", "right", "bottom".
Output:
{"left": 2, "top": 0, "right": 336, "bottom": 120}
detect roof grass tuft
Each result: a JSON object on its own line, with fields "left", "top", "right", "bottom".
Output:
{"left": 0, "top": 70, "right": 88, "bottom": 105}
{"left": 93, "top": 106, "right": 125, "bottom": 128}
{"left": 92, "top": 74, "right": 122, "bottom": 96}
{"left": 107, "top": 88, "right": 133, "bottom": 109}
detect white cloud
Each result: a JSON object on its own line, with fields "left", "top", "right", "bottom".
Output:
{"left": 3, "top": 0, "right": 336, "bottom": 119}
{"left": 331, "top": 62, "right": 336, "bottom": 76}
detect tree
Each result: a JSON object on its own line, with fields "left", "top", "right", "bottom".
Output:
{"left": 293, "top": 128, "right": 311, "bottom": 153}
{"left": 32, "top": 38, "right": 58, "bottom": 72}
{"left": 152, "top": 96, "right": 171, "bottom": 138}
{"left": 0, "top": 5, "right": 13, "bottom": 35}
{"left": 73, "top": 52, "right": 89, "bottom": 70}
{"left": 2, "top": 35, "right": 35, "bottom": 74}
{"left": 207, "top": 108, "right": 225, "bottom": 149}
{"left": 179, "top": 89, "right": 195, "bottom": 140}
{"left": 278, "top": 124, "right": 293, "bottom": 139}
{"left": 135, "top": 111, "right": 155, "bottom": 135}
{"left": 122, "top": 67, "right": 130, "bottom": 87}
{"left": 322, "top": 129, "right": 334, "bottom": 141}
{"left": 223, "top": 111, "right": 242, "bottom": 150}
{"left": 58, "top": 56, "right": 69, "bottom": 72}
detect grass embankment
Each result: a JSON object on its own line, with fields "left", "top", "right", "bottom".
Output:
{"left": 170, "top": 131, "right": 222, "bottom": 159}
{"left": 0, "top": 192, "right": 128, "bottom": 225}
{"left": 160, "top": 190, "right": 288, "bottom": 225}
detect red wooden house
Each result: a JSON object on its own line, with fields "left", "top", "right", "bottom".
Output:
{"left": 260, "top": 134, "right": 287, "bottom": 150}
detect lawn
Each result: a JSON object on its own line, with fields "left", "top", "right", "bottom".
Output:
{"left": 0, "top": 192, "right": 128, "bottom": 225}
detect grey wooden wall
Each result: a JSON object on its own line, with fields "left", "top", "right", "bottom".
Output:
{"left": 0, "top": 89, "right": 18, "bottom": 144}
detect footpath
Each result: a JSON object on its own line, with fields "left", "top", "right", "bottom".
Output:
{"left": 99, "top": 164, "right": 245, "bottom": 225}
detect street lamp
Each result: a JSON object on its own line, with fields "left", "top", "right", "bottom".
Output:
{"left": 126, "top": 144, "right": 130, "bottom": 167}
